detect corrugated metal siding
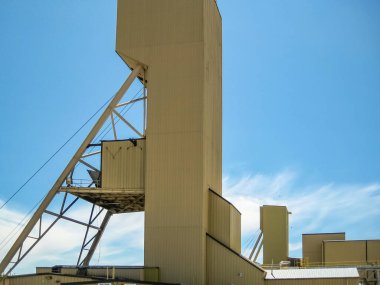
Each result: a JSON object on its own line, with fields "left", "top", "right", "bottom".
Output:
{"left": 144, "top": 268, "right": 160, "bottom": 282}
{"left": 101, "top": 140, "right": 145, "bottom": 190}
{"left": 35, "top": 267, "right": 51, "bottom": 273}
{"left": 230, "top": 206, "right": 241, "bottom": 253}
{"left": 117, "top": 1, "right": 209, "bottom": 284}
{"left": 7, "top": 274, "right": 95, "bottom": 285}
{"left": 117, "top": 0, "right": 223, "bottom": 284}
{"left": 86, "top": 268, "right": 142, "bottom": 279}
{"left": 208, "top": 191, "right": 231, "bottom": 246}
{"left": 261, "top": 206, "right": 289, "bottom": 265}
{"left": 203, "top": 0, "right": 222, "bottom": 195}
{"left": 368, "top": 240, "right": 380, "bottom": 263}
{"left": 323, "top": 240, "right": 367, "bottom": 265}
{"left": 265, "top": 268, "right": 359, "bottom": 279}
{"left": 206, "top": 235, "right": 265, "bottom": 285}
{"left": 302, "top": 233, "right": 345, "bottom": 265}
{"left": 265, "top": 278, "right": 359, "bottom": 285}
{"left": 60, "top": 268, "right": 78, "bottom": 275}
{"left": 208, "top": 190, "right": 242, "bottom": 253}
{"left": 32, "top": 267, "right": 159, "bottom": 283}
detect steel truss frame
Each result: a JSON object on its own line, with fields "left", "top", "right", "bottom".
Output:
{"left": 0, "top": 65, "right": 146, "bottom": 278}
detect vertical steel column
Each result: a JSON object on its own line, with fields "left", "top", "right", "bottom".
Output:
{"left": 0, "top": 65, "right": 143, "bottom": 275}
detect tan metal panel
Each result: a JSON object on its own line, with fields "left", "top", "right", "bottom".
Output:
{"left": 203, "top": 0, "right": 222, "bottom": 194}
{"left": 367, "top": 240, "right": 380, "bottom": 263}
{"left": 60, "top": 268, "right": 78, "bottom": 275}
{"left": 116, "top": 0, "right": 203, "bottom": 52}
{"left": 230, "top": 206, "right": 242, "bottom": 253}
{"left": 206, "top": 235, "right": 265, "bottom": 285}
{"left": 117, "top": 0, "right": 222, "bottom": 284}
{"left": 302, "top": 233, "right": 345, "bottom": 265}
{"left": 323, "top": 240, "right": 367, "bottom": 266}
{"left": 101, "top": 140, "right": 145, "bottom": 190}
{"left": 144, "top": 268, "right": 160, "bottom": 282}
{"left": 208, "top": 190, "right": 242, "bottom": 253}
{"left": 260, "top": 206, "right": 289, "bottom": 265}
{"left": 86, "top": 267, "right": 144, "bottom": 279}
{"left": 208, "top": 191, "right": 231, "bottom": 246}
{"left": 7, "top": 274, "right": 95, "bottom": 285}
{"left": 35, "top": 267, "right": 51, "bottom": 274}
{"left": 265, "top": 268, "right": 359, "bottom": 279}
{"left": 265, "top": 278, "right": 359, "bottom": 285}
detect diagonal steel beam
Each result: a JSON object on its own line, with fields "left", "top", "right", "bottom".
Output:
{"left": 249, "top": 231, "right": 263, "bottom": 261}
{"left": 44, "top": 210, "right": 100, "bottom": 230}
{"left": 81, "top": 211, "right": 112, "bottom": 266}
{"left": 113, "top": 110, "right": 144, "bottom": 138}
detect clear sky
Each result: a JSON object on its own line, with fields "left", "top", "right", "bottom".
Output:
{"left": 0, "top": 0, "right": 379, "bottom": 273}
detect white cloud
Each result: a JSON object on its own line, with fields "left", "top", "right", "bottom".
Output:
{"left": 0, "top": 200, "right": 144, "bottom": 275}
{"left": 1, "top": 171, "right": 379, "bottom": 273}
{"left": 223, "top": 171, "right": 380, "bottom": 258}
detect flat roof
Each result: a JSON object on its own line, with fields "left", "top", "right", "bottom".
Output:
{"left": 323, "top": 239, "right": 380, "bottom": 242}
{"left": 265, "top": 268, "right": 359, "bottom": 280}
{"left": 302, "top": 232, "right": 345, "bottom": 236}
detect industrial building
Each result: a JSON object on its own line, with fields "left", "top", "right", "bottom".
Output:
{"left": 303, "top": 233, "right": 380, "bottom": 267}
{"left": 0, "top": 1, "right": 378, "bottom": 285}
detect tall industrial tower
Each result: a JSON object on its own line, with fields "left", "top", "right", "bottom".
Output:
{"left": 116, "top": 0, "right": 222, "bottom": 283}
{"left": 1, "top": 1, "right": 265, "bottom": 285}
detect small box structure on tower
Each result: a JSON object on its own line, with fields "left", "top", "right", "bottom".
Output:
{"left": 99, "top": 139, "right": 146, "bottom": 213}
{"left": 101, "top": 139, "right": 145, "bottom": 191}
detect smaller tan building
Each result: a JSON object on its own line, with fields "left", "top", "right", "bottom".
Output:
{"left": 302, "top": 232, "right": 345, "bottom": 266}
{"left": 323, "top": 240, "right": 380, "bottom": 266}
{"left": 260, "top": 205, "right": 290, "bottom": 265}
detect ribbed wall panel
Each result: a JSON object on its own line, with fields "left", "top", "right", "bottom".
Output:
{"left": 203, "top": 0, "right": 222, "bottom": 194}
{"left": 208, "top": 191, "right": 231, "bottom": 246}
{"left": 206, "top": 235, "right": 265, "bottom": 285}
{"left": 35, "top": 267, "right": 51, "bottom": 274}
{"left": 7, "top": 275, "right": 95, "bottom": 285}
{"left": 302, "top": 233, "right": 345, "bottom": 265}
{"left": 323, "top": 240, "right": 367, "bottom": 265}
{"left": 230, "top": 206, "right": 242, "bottom": 253}
{"left": 208, "top": 190, "right": 242, "bottom": 253}
{"left": 35, "top": 267, "right": 159, "bottom": 282}
{"left": 368, "top": 240, "right": 380, "bottom": 262}
{"left": 261, "top": 206, "right": 289, "bottom": 265}
{"left": 265, "top": 278, "right": 359, "bottom": 285}
{"left": 117, "top": 1, "right": 222, "bottom": 284}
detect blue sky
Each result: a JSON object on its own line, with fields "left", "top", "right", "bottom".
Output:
{"left": 0, "top": 0, "right": 379, "bottom": 273}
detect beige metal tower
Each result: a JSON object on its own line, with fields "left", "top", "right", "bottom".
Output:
{"left": 116, "top": 0, "right": 222, "bottom": 283}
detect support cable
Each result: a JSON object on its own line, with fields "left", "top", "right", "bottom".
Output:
{"left": 0, "top": 95, "right": 114, "bottom": 212}
{"left": 0, "top": 80, "right": 144, "bottom": 252}
{"left": 0, "top": 66, "right": 144, "bottom": 275}
{"left": 0, "top": 195, "right": 46, "bottom": 251}
{"left": 242, "top": 228, "right": 260, "bottom": 256}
